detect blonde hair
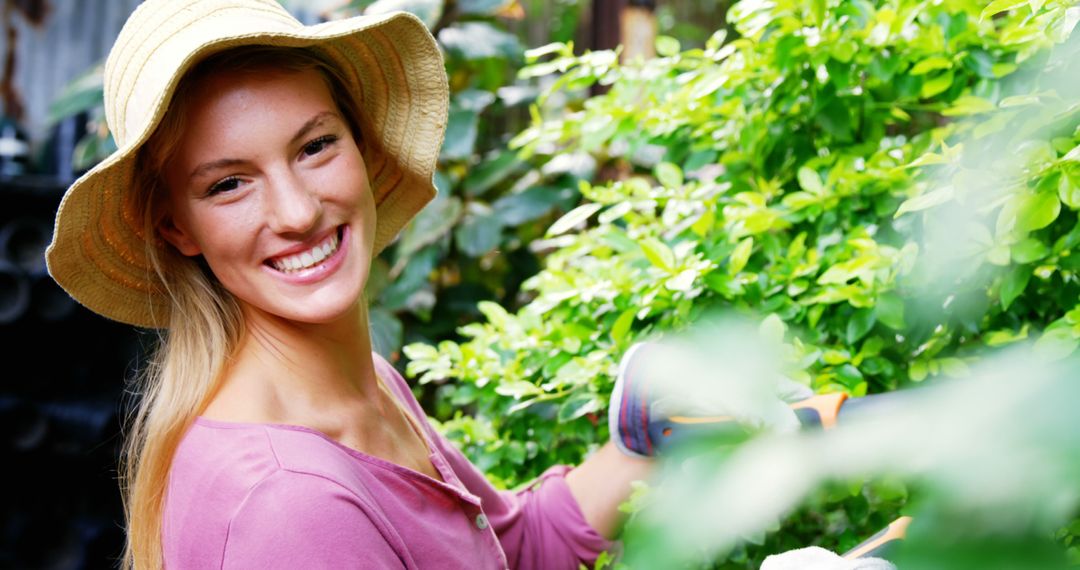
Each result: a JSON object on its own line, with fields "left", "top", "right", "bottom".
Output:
{"left": 119, "top": 46, "right": 366, "bottom": 569}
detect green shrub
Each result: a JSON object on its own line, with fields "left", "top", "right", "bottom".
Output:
{"left": 406, "top": 0, "right": 1080, "bottom": 565}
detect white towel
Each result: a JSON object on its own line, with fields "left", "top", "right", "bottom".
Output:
{"left": 760, "top": 546, "right": 896, "bottom": 570}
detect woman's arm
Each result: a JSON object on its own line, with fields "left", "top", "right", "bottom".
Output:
{"left": 565, "top": 441, "right": 654, "bottom": 539}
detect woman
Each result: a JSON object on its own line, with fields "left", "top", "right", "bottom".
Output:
{"left": 45, "top": 1, "right": 650, "bottom": 568}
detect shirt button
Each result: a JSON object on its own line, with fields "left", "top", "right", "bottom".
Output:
{"left": 474, "top": 514, "right": 489, "bottom": 530}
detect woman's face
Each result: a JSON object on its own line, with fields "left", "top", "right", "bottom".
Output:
{"left": 159, "top": 67, "right": 375, "bottom": 325}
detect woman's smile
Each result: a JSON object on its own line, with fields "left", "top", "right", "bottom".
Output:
{"left": 264, "top": 224, "right": 349, "bottom": 285}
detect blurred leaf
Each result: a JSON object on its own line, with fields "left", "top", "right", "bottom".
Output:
{"left": 797, "top": 166, "right": 825, "bottom": 194}
{"left": 655, "top": 35, "right": 681, "bottom": 57}
{"left": 398, "top": 195, "right": 462, "bottom": 258}
{"left": 1011, "top": 238, "right": 1049, "bottom": 263}
{"left": 911, "top": 56, "right": 953, "bottom": 75}
{"left": 876, "top": 292, "right": 906, "bottom": 330}
{"left": 365, "top": 0, "right": 443, "bottom": 28}
{"left": 464, "top": 151, "right": 525, "bottom": 197}
{"left": 47, "top": 65, "right": 103, "bottom": 125}
{"left": 453, "top": 89, "right": 497, "bottom": 113}
{"left": 457, "top": 0, "right": 512, "bottom": 15}
{"left": 641, "top": 237, "right": 676, "bottom": 271}
{"left": 1016, "top": 191, "right": 1061, "bottom": 232}
{"left": 846, "top": 308, "right": 877, "bottom": 344}
{"left": 547, "top": 203, "right": 602, "bottom": 237}
{"left": 557, "top": 392, "right": 601, "bottom": 422}
{"left": 1000, "top": 265, "right": 1031, "bottom": 309}
{"left": 369, "top": 305, "right": 404, "bottom": 358}
{"left": 980, "top": 0, "right": 1029, "bottom": 20}
{"left": 729, "top": 237, "right": 754, "bottom": 274}
{"left": 440, "top": 22, "right": 523, "bottom": 60}
{"left": 496, "top": 85, "right": 538, "bottom": 107}
{"left": 920, "top": 71, "right": 955, "bottom": 98}
{"left": 655, "top": 162, "right": 684, "bottom": 188}
{"left": 440, "top": 108, "right": 479, "bottom": 161}
{"left": 455, "top": 208, "right": 504, "bottom": 257}
{"left": 492, "top": 186, "right": 574, "bottom": 225}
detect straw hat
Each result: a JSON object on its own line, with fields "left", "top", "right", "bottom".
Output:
{"left": 45, "top": 0, "right": 448, "bottom": 328}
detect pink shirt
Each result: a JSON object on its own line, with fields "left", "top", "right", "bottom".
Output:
{"left": 162, "top": 354, "right": 612, "bottom": 569}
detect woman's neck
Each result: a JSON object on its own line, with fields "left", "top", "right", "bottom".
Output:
{"left": 202, "top": 301, "right": 382, "bottom": 426}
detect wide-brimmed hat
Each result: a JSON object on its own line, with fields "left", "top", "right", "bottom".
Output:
{"left": 45, "top": 0, "right": 448, "bottom": 328}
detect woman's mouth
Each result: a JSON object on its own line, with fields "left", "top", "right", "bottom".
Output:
{"left": 267, "top": 226, "right": 344, "bottom": 273}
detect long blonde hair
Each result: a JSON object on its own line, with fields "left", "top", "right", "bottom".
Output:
{"left": 120, "top": 46, "right": 366, "bottom": 569}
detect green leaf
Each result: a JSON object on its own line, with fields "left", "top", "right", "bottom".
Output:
{"left": 909, "top": 360, "right": 928, "bottom": 382}
{"left": 47, "top": 67, "right": 104, "bottom": 125}
{"left": 1059, "top": 167, "right": 1080, "bottom": 209}
{"left": 797, "top": 166, "right": 825, "bottom": 194}
{"left": 941, "top": 95, "right": 997, "bottom": 117}
{"left": 557, "top": 392, "right": 601, "bottom": 423}
{"left": 1016, "top": 191, "right": 1061, "bottom": 232}
{"left": 495, "top": 379, "right": 543, "bottom": 399}
{"left": 641, "top": 237, "right": 676, "bottom": 271}
{"left": 440, "top": 109, "right": 479, "bottom": 161}
{"left": 920, "top": 71, "right": 955, "bottom": 99}
{"left": 876, "top": 292, "right": 906, "bottom": 330}
{"left": 1000, "top": 93, "right": 1045, "bottom": 108}
{"left": 547, "top": 203, "right": 603, "bottom": 237}
{"left": 397, "top": 195, "right": 462, "bottom": 258}
{"left": 369, "top": 306, "right": 404, "bottom": 359}
{"left": 655, "top": 35, "right": 681, "bottom": 57}
{"left": 984, "top": 325, "right": 1029, "bottom": 346}
{"left": 492, "top": 186, "right": 573, "bottom": 226}
{"left": 655, "top": 162, "right": 684, "bottom": 188}
{"left": 1000, "top": 265, "right": 1031, "bottom": 309}
{"left": 1034, "top": 326, "right": 1079, "bottom": 360}
{"left": 846, "top": 308, "right": 876, "bottom": 344}
{"left": 439, "top": 22, "right": 523, "bottom": 60}
{"left": 760, "top": 313, "right": 786, "bottom": 344}
{"left": 980, "top": 0, "right": 1029, "bottom": 20}
{"left": 611, "top": 309, "right": 637, "bottom": 345}
{"left": 1061, "top": 144, "right": 1080, "bottom": 164}
{"left": 910, "top": 56, "right": 953, "bottom": 75}
{"left": 463, "top": 151, "right": 525, "bottom": 197}
{"left": 1011, "top": 237, "right": 1049, "bottom": 263}
{"left": 455, "top": 209, "right": 504, "bottom": 257}
{"left": 895, "top": 186, "right": 954, "bottom": 217}
{"left": 729, "top": 237, "right": 754, "bottom": 274}
{"left": 904, "top": 152, "right": 947, "bottom": 168}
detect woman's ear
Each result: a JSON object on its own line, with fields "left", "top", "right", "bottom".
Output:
{"left": 158, "top": 216, "right": 202, "bottom": 257}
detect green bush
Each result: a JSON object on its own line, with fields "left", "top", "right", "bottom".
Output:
{"left": 406, "top": 0, "right": 1080, "bottom": 565}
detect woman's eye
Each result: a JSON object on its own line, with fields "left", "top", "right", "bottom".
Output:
{"left": 302, "top": 135, "right": 337, "bottom": 157}
{"left": 207, "top": 176, "right": 241, "bottom": 195}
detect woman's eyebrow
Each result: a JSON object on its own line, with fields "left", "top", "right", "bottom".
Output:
{"left": 289, "top": 110, "right": 342, "bottom": 147}
{"left": 187, "top": 111, "right": 343, "bottom": 182}
{"left": 189, "top": 158, "right": 247, "bottom": 182}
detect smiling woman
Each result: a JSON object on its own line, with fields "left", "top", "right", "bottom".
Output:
{"left": 153, "top": 61, "right": 376, "bottom": 325}
{"left": 43, "top": 1, "right": 650, "bottom": 569}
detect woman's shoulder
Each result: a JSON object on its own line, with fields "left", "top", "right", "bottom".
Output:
{"left": 170, "top": 417, "right": 371, "bottom": 495}
{"left": 164, "top": 419, "right": 406, "bottom": 566}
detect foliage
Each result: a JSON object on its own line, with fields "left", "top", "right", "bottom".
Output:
{"left": 405, "top": 0, "right": 1080, "bottom": 565}
{"left": 349, "top": 0, "right": 590, "bottom": 360}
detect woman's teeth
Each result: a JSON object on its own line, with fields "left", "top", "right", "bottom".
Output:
{"left": 270, "top": 231, "right": 340, "bottom": 273}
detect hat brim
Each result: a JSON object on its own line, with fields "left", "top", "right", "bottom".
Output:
{"left": 46, "top": 10, "right": 448, "bottom": 328}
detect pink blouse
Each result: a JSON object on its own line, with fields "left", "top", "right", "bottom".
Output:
{"left": 161, "top": 353, "right": 612, "bottom": 569}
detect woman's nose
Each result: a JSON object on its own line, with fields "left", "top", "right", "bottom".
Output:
{"left": 265, "top": 170, "right": 322, "bottom": 234}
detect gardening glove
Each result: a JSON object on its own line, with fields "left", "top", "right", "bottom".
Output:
{"left": 760, "top": 546, "right": 895, "bottom": 570}
{"left": 609, "top": 339, "right": 806, "bottom": 458}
